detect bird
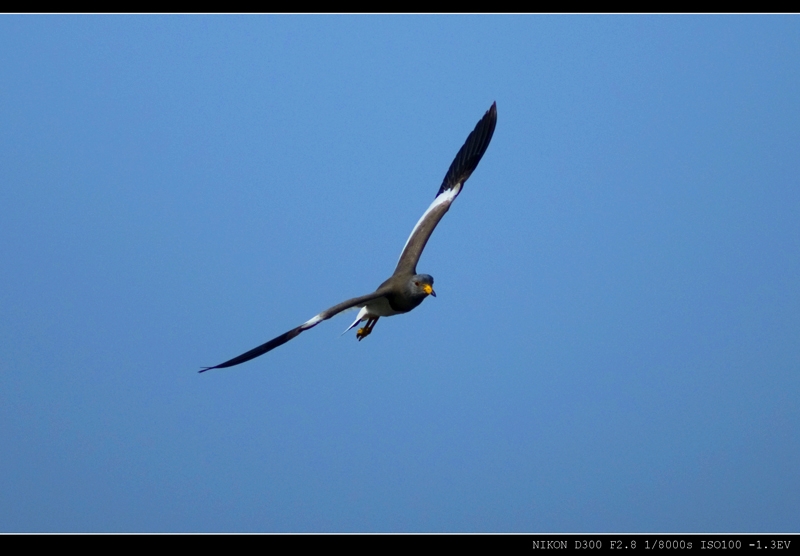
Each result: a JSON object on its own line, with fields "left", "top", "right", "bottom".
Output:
{"left": 200, "top": 102, "right": 497, "bottom": 372}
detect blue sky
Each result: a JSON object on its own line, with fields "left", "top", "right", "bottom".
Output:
{"left": 1, "top": 15, "right": 798, "bottom": 532}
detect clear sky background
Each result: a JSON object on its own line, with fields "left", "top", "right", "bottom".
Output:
{"left": 1, "top": 15, "right": 798, "bottom": 532}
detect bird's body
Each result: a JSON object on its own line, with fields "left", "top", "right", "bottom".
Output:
{"left": 342, "top": 273, "right": 435, "bottom": 339}
{"left": 201, "top": 102, "right": 497, "bottom": 372}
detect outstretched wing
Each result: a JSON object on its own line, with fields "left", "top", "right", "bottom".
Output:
{"left": 394, "top": 102, "right": 497, "bottom": 276}
{"left": 200, "top": 290, "right": 388, "bottom": 372}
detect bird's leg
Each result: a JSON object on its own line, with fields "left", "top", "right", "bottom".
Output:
{"left": 356, "top": 318, "right": 373, "bottom": 341}
{"left": 356, "top": 319, "right": 370, "bottom": 340}
{"left": 356, "top": 317, "right": 379, "bottom": 341}
{"left": 367, "top": 317, "right": 379, "bottom": 335}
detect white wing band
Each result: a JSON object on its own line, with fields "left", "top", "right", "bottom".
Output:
{"left": 301, "top": 314, "right": 323, "bottom": 329}
{"left": 398, "top": 183, "right": 462, "bottom": 262}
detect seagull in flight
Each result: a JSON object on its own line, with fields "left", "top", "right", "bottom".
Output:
{"left": 201, "top": 102, "right": 497, "bottom": 372}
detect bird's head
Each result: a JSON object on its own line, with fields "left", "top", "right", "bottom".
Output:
{"left": 411, "top": 274, "right": 436, "bottom": 298}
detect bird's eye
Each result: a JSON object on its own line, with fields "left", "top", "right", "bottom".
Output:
{"left": 414, "top": 281, "right": 420, "bottom": 286}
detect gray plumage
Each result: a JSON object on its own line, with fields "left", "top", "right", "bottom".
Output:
{"left": 201, "top": 102, "right": 496, "bottom": 372}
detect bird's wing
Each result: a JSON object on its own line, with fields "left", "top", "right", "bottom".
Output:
{"left": 393, "top": 102, "right": 497, "bottom": 276}
{"left": 200, "top": 290, "right": 389, "bottom": 372}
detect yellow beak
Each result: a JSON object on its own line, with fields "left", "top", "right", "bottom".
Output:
{"left": 423, "top": 284, "right": 436, "bottom": 297}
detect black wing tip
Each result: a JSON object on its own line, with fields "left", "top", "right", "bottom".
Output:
{"left": 477, "top": 101, "right": 498, "bottom": 134}
{"left": 197, "top": 325, "right": 306, "bottom": 374}
{"left": 200, "top": 363, "right": 230, "bottom": 373}
{"left": 437, "top": 101, "right": 498, "bottom": 197}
